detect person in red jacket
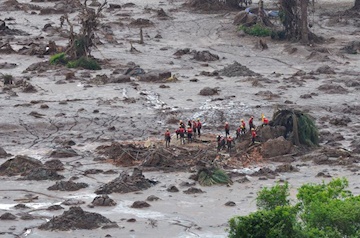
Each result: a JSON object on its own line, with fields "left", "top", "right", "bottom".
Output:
{"left": 226, "top": 136, "right": 234, "bottom": 152}
{"left": 196, "top": 118, "right": 202, "bottom": 138}
{"left": 187, "top": 126, "right": 193, "bottom": 143}
{"left": 179, "top": 126, "right": 185, "bottom": 145}
{"left": 236, "top": 125, "right": 241, "bottom": 139}
{"left": 263, "top": 116, "right": 269, "bottom": 126}
{"left": 249, "top": 116, "right": 255, "bottom": 129}
{"left": 164, "top": 129, "right": 171, "bottom": 147}
{"left": 224, "top": 122, "right": 230, "bottom": 137}
{"left": 241, "top": 119, "right": 246, "bottom": 134}
{"left": 251, "top": 128, "right": 256, "bottom": 144}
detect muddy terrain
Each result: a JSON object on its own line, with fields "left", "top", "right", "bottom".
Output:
{"left": 0, "top": 0, "right": 359, "bottom": 237}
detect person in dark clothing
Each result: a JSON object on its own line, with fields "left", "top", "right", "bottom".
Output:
{"left": 196, "top": 119, "right": 202, "bottom": 138}
{"left": 249, "top": 116, "right": 255, "bottom": 129}
{"left": 224, "top": 122, "right": 230, "bottom": 137}
{"left": 217, "top": 135, "right": 226, "bottom": 152}
{"left": 251, "top": 128, "right": 257, "bottom": 144}
{"left": 187, "top": 126, "right": 193, "bottom": 143}
{"left": 227, "top": 136, "right": 234, "bottom": 152}
{"left": 179, "top": 126, "right": 185, "bottom": 145}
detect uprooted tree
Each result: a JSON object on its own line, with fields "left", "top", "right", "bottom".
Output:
{"left": 270, "top": 109, "right": 319, "bottom": 147}
{"left": 50, "top": 0, "right": 107, "bottom": 70}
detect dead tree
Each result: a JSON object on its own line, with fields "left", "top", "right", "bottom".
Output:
{"left": 63, "top": 0, "right": 107, "bottom": 59}
{"left": 353, "top": 0, "right": 360, "bottom": 10}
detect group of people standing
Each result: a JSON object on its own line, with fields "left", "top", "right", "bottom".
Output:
{"left": 164, "top": 114, "right": 269, "bottom": 150}
{"left": 164, "top": 119, "right": 202, "bottom": 147}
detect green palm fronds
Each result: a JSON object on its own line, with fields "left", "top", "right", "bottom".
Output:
{"left": 197, "top": 167, "right": 232, "bottom": 186}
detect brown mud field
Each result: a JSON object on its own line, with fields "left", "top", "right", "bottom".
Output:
{"left": 0, "top": 0, "right": 359, "bottom": 237}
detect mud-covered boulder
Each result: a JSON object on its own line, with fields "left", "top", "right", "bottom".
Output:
{"left": 218, "top": 61, "right": 260, "bottom": 77}
{"left": 261, "top": 136, "right": 293, "bottom": 158}
{"left": 21, "top": 168, "right": 64, "bottom": 180}
{"left": 138, "top": 71, "right": 171, "bottom": 82}
{"left": 109, "top": 75, "right": 131, "bottom": 83}
{"left": 95, "top": 168, "right": 156, "bottom": 194}
{"left": 318, "top": 83, "right": 348, "bottom": 94}
{"left": 183, "top": 187, "right": 204, "bottom": 194}
{"left": 38, "top": 207, "right": 117, "bottom": 230}
{"left": 48, "top": 181, "right": 89, "bottom": 191}
{"left": 315, "top": 65, "right": 336, "bottom": 74}
{"left": 48, "top": 148, "right": 78, "bottom": 158}
{"left": 0, "top": 212, "right": 16, "bottom": 220}
{"left": 44, "top": 159, "right": 64, "bottom": 171}
{"left": 91, "top": 195, "right": 117, "bottom": 206}
{"left": 131, "top": 201, "right": 150, "bottom": 208}
{"left": 0, "top": 155, "right": 43, "bottom": 176}
{"left": 0, "top": 147, "right": 11, "bottom": 158}
{"left": 199, "top": 87, "right": 219, "bottom": 96}
{"left": 258, "top": 126, "right": 286, "bottom": 142}
{"left": 192, "top": 50, "right": 219, "bottom": 62}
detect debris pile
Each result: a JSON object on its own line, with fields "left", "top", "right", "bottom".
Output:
{"left": 218, "top": 61, "right": 260, "bottom": 77}
{"left": 38, "top": 206, "right": 117, "bottom": 230}
{"left": 47, "top": 181, "right": 89, "bottom": 191}
{"left": 95, "top": 168, "right": 157, "bottom": 194}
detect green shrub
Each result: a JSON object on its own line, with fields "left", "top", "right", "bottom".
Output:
{"left": 197, "top": 167, "right": 232, "bottom": 186}
{"left": 239, "top": 24, "right": 273, "bottom": 37}
{"left": 49, "top": 52, "right": 68, "bottom": 65}
{"left": 66, "top": 57, "right": 101, "bottom": 70}
{"left": 256, "top": 182, "right": 290, "bottom": 210}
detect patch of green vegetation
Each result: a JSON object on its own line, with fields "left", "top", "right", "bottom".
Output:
{"left": 197, "top": 167, "right": 232, "bottom": 186}
{"left": 239, "top": 24, "right": 273, "bottom": 37}
{"left": 228, "top": 178, "right": 360, "bottom": 238}
{"left": 49, "top": 52, "right": 68, "bottom": 65}
{"left": 66, "top": 57, "right": 101, "bottom": 70}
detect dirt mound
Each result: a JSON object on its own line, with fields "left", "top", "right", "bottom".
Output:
{"left": 261, "top": 136, "right": 293, "bottom": 158}
{"left": 0, "top": 212, "right": 16, "bottom": 220}
{"left": 49, "top": 148, "right": 78, "bottom": 158}
{"left": 48, "top": 181, "right": 89, "bottom": 191}
{"left": 0, "top": 155, "right": 42, "bottom": 176}
{"left": 218, "top": 61, "right": 260, "bottom": 77}
{"left": 0, "top": 147, "right": 11, "bottom": 158}
{"left": 199, "top": 87, "right": 219, "bottom": 96}
{"left": 193, "top": 50, "right": 219, "bottom": 62}
{"left": 184, "top": 0, "right": 237, "bottom": 12}
{"left": 38, "top": 206, "right": 117, "bottom": 231}
{"left": 275, "top": 164, "right": 299, "bottom": 173}
{"left": 44, "top": 159, "right": 64, "bottom": 171}
{"left": 131, "top": 201, "right": 150, "bottom": 208}
{"left": 183, "top": 187, "right": 204, "bottom": 194}
{"left": 91, "top": 195, "right": 117, "bottom": 206}
{"left": 96, "top": 143, "right": 141, "bottom": 167}
{"left": 95, "top": 168, "right": 157, "bottom": 194}
{"left": 21, "top": 168, "right": 65, "bottom": 180}
{"left": 318, "top": 83, "right": 348, "bottom": 94}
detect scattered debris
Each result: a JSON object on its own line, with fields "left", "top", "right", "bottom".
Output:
{"left": 47, "top": 181, "right": 89, "bottom": 191}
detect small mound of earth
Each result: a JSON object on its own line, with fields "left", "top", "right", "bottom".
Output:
{"left": 224, "top": 201, "right": 236, "bottom": 207}
{"left": 0, "top": 147, "right": 11, "bottom": 158}
{"left": 44, "top": 159, "right": 64, "bottom": 171}
{"left": 192, "top": 50, "right": 219, "bottom": 62}
{"left": 275, "top": 164, "right": 299, "bottom": 173}
{"left": 47, "top": 181, "right": 89, "bottom": 191}
{"left": 251, "top": 167, "right": 278, "bottom": 178}
{"left": 91, "top": 195, "right": 117, "bottom": 206}
{"left": 0, "top": 155, "right": 42, "bottom": 176}
{"left": 131, "top": 201, "right": 150, "bottom": 208}
{"left": 21, "top": 168, "right": 65, "bottom": 180}
{"left": 329, "top": 116, "right": 351, "bottom": 126}
{"left": 183, "top": 187, "right": 204, "bottom": 194}
{"left": 95, "top": 168, "right": 157, "bottom": 194}
{"left": 38, "top": 207, "right": 117, "bottom": 231}
{"left": 146, "top": 195, "right": 160, "bottom": 201}
{"left": 255, "top": 90, "right": 280, "bottom": 99}
{"left": 218, "top": 61, "right": 260, "bottom": 77}
{"left": 167, "top": 185, "right": 179, "bottom": 192}
{"left": 317, "top": 83, "right": 348, "bottom": 94}
{"left": 199, "top": 87, "right": 219, "bottom": 96}
{"left": 315, "top": 65, "right": 336, "bottom": 74}
{"left": 129, "top": 18, "right": 154, "bottom": 27}
{"left": 47, "top": 205, "right": 64, "bottom": 211}
{"left": 261, "top": 136, "right": 293, "bottom": 158}
{"left": 84, "top": 169, "right": 104, "bottom": 175}
{"left": 0, "top": 212, "right": 16, "bottom": 220}
{"left": 61, "top": 199, "right": 85, "bottom": 206}
{"left": 48, "top": 148, "right": 78, "bottom": 158}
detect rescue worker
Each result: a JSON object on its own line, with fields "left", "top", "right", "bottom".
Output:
{"left": 224, "top": 122, "right": 230, "bottom": 137}
{"left": 262, "top": 116, "right": 269, "bottom": 126}
{"left": 179, "top": 126, "right": 186, "bottom": 145}
{"left": 226, "top": 136, "right": 234, "bottom": 152}
{"left": 249, "top": 116, "right": 255, "bottom": 129}
{"left": 187, "top": 126, "right": 193, "bottom": 143}
{"left": 192, "top": 120, "right": 197, "bottom": 139}
{"left": 196, "top": 118, "right": 202, "bottom": 138}
{"left": 188, "top": 120, "right": 192, "bottom": 128}
{"left": 175, "top": 127, "right": 180, "bottom": 139}
{"left": 240, "top": 119, "right": 246, "bottom": 134}
{"left": 217, "top": 135, "right": 226, "bottom": 152}
{"left": 251, "top": 128, "right": 257, "bottom": 144}
{"left": 236, "top": 125, "right": 241, "bottom": 139}
{"left": 179, "top": 120, "right": 185, "bottom": 129}
{"left": 164, "top": 129, "right": 171, "bottom": 147}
